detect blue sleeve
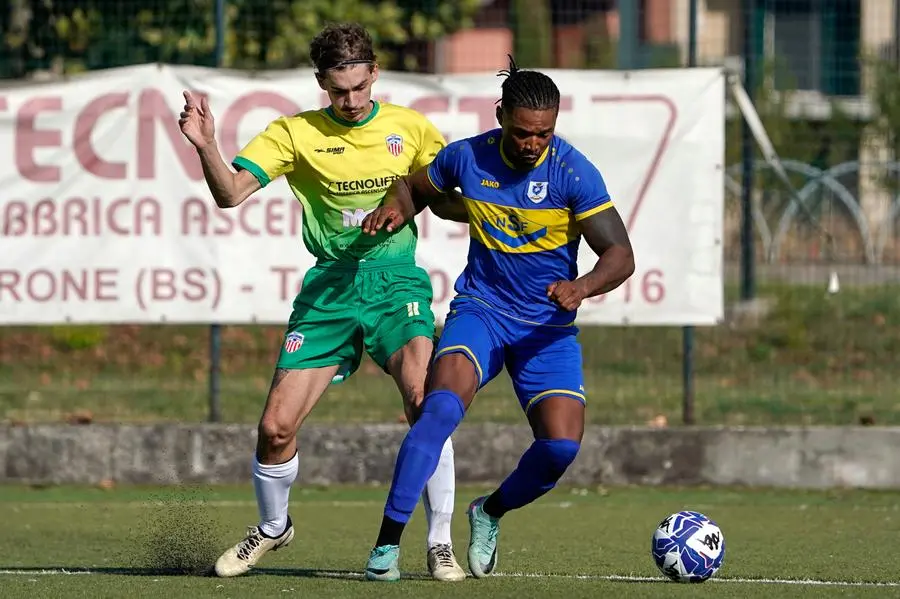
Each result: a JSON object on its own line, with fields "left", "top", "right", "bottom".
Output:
{"left": 426, "top": 142, "right": 463, "bottom": 192}
{"left": 568, "top": 153, "right": 613, "bottom": 221}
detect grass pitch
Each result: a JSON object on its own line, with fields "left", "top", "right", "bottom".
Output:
{"left": 0, "top": 484, "right": 898, "bottom": 598}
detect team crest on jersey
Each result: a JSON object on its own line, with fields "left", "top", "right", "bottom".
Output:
{"left": 385, "top": 133, "right": 404, "bottom": 157}
{"left": 283, "top": 332, "right": 304, "bottom": 354}
{"left": 527, "top": 181, "right": 548, "bottom": 204}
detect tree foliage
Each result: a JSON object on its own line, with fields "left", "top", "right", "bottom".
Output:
{"left": 868, "top": 56, "right": 900, "bottom": 157}
{"left": 0, "top": 0, "right": 481, "bottom": 77}
{"left": 510, "top": 0, "right": 551, "bottom": 69}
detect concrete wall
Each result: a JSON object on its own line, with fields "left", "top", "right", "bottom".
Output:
{"left": 2, "top": 424, "right": 898, "bottom": 489}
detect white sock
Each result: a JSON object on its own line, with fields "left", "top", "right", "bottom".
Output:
{"left": 423, "top": 438, "right": 455, "bottom": 549}
{"left": 252, "top": 451, "right": 299, "bottom": 538}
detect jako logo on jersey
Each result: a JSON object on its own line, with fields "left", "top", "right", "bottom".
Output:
{"left": 329, "top": 175, "right": 401, "bottom": 193}
{"left": 481, "top": 178, "right": 500, "bottom": 189}
{"left": 386, "top": 133, "right": 404, "bottom": 157}
{"left": 284, "top": 332, "right": 304, "bottom": 353}
{"left": 342, "top": 208, "right": 374, "bottom": 227}
{"left": 527, "top": 181, "right": 548, "bottom": 204}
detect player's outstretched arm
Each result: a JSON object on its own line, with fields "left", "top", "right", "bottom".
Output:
{"left": 178, "top": 91, "right": 260, "bottom": 209}
{"left": 362, "top": 166, "right": 449, "bottom": 234}
{"left": 548, "top": 207, "right": 635, "bottom": 311}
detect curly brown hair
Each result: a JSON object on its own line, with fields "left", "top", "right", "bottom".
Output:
{"left": 309, "top": 23, "right": 377, "bottom": 75}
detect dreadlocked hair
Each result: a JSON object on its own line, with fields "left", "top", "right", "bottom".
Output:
{"left": 497, "top": 55, "right": 560, "bottom": 112}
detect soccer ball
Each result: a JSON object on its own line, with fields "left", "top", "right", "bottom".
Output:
{"left": 651, "top": 510, "right": 725, "bottom": 583}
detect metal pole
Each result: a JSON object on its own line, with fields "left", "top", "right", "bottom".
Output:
{"left": 740, "top": 0, "right": 757, "bottom": 301}
{"left": 215, "top": 0, "right": 226, "bottom": 67}
{"left": 208, "top": 0, "right": 226, "bottom": 423}
{"left": 895, "top": 0, "right": 900, "bottom": 67}
{"left": 617, "top": 0, "right": 640, "bottom": 70}
{"left": 895, "top": 0, "right": 900, "bottom": 210}
{"left": 688, "top": 0, "right": 698, "bottom": 67}
{"left": 682, "top": 0, "right": 699, "bottom": 426}
{"left": 209, "top": 325, "right": 222, "bottom": 422}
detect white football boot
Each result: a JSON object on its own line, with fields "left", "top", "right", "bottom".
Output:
{"left": 214, "top": 517, "right": 294, "bottom": 577}
{"left": 427, "top": 543, "right": 467, "bottom": 581}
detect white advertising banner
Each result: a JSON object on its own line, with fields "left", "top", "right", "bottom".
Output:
{"left": 0, "top": 64, "right": 724, "bottom": 325}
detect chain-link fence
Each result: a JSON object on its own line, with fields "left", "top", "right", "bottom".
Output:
{"left": 1, "top": 0, "right": 898, "bottom": 427}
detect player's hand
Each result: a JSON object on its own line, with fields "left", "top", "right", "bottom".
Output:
{"left": 361, "top": 205, "right": 406, "bottom": 236}
{"left": 178, "top": 90, "right": 216, "bottom": 149}
{"left": 547, "top": 280, "right": 588, "bottom": 311}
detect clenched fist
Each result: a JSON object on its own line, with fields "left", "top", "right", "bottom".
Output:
{"left": 547, "top": 280, "right": 588, "bottom": 311}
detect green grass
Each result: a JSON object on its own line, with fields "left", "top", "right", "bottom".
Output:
{"left": 0, "top": 484, "right": 897, "bottom": 598}
{"left": 2, "top": 283, "right": 900, "bottom": 426}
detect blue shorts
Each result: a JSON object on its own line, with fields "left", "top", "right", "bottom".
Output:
{"left": 434, "top": 297, "right": 586, "bottom": 413}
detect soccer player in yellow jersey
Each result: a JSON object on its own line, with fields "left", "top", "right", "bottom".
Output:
{"left": 178, "top": 23, "right": 467, "bottom": 581}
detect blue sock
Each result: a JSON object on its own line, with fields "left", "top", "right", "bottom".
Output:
{"left": 383, "top": 390, "right": 465, "bottom": 526}
{"left": 483, "top": 438, "right": 580, "bottom": 518}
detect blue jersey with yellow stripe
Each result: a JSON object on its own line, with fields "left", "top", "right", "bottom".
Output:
{"left": 427, "top": 129, "right": 613, "bottom": 326}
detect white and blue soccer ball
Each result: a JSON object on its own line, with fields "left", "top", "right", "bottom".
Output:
{"left": 651, "top": 510, "right": 725, "bottom": 583}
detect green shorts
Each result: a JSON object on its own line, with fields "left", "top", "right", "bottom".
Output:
{"left": 276, "top": 257, "right": 436, "bottom": 381}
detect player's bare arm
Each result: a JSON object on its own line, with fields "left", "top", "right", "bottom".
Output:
{"left": 428, "top": 189, "right": 469, "bottom": 224}
{"left": 548, "top": 207, "right": 635, "bottom": 311}
{"left": 361, "top": 166, "right": 448, "bottom": 234}
{"left": 178, "top": 90, "right": 261, "bottom": 209}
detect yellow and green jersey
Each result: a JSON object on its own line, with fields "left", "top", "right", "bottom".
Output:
{"left": 233, "top": 101, "right": 445, "bottom": 261}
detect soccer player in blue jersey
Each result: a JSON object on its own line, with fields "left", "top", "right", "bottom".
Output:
{"left": 359, "top": 57, "right": 635, "bottom": 581}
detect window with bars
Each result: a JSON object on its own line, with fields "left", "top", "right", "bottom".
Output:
{"left": 767, "top": 0, "right": 860, "bottom": 96}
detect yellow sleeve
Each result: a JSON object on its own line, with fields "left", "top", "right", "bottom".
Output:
{"left": 232, "top": 117, "right": 295, "bottom": 188}
{"left": 411, "top": 118, "right": 447, "bottom": 171}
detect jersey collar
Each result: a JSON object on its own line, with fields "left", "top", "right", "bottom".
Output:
{"left": 324, "top": 100, "right": 380, "bottom": 128}
{"left": 499, "top": 139, "right": 550, "bottom": 170}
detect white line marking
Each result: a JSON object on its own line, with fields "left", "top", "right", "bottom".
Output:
{"left": 0, "top": 568, "right": 897, "bottom": 587}
{"left": 500, "top": 573, "right": 900, "bottom": 587}
{"left": 1, "top": 500, "right": 377, "bottom": 509}
{"left": 0, "top": 570, "right": 94, "bottom": 576}
{"left": 1, "top": 500, "right": 587, "bottom": 509}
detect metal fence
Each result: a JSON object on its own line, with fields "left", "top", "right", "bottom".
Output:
{"left": 2, "top": 0, "right": 899, "bottom": 427}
